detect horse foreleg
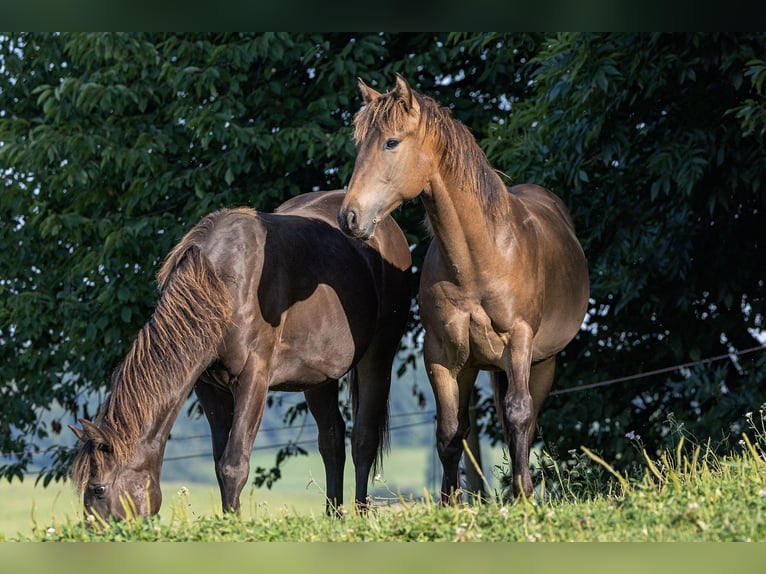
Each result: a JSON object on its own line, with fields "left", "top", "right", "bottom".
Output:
{"left": 499, "top": 323, "right": 536, "bottom": 499}
{"left": 304, "top": 381, "right": 346, "bottom": 516}
{"left": 217, "top": 359, "right": 268, "bottom": 514}
{"left": 528, "top": 356, "right": 555, "bottom": 438}
{"left": 194, "top": 378, "right": 235, "bottom": 506}
{"left": 428, "top": 360, "right": 477, "bottom": 505}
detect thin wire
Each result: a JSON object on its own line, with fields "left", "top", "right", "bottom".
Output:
{"left": 549, "top": 343, "right": 766, "bottom": 397}
{"left": 8, "top": 345, "right": 765, "bottom": 462}
{"left": 168, "top": 409, "right": 435, "bottom": 442}
{"left": 163, "top": 416, "right": 437, "bottom": 463}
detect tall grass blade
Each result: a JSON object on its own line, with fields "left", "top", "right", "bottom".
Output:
{"left": 462, "top": 438, "right": 492, "bottom": 493}
{"left": 580, "top": 446, "right": 630, "bottom": 493}
{"left": 741, "top": 433, "right": 763, "bottom": 464}
{"left": 642, "top": 448, "right": 664, "bottom": 485}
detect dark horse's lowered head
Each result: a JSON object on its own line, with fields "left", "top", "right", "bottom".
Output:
{"left": 70, "top": 190, "right": 411, "bottom": 520}
{"left": 339, "top": 75, "right": 589, "bottom": 502}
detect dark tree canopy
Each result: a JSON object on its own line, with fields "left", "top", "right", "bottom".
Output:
{"left": 483, "top": 33, "right": 766, "bottom": 463}
{"left": 1, "top": 32, "right": 764, "bottom": 485}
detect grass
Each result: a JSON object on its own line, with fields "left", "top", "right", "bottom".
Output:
{"left": 0, "top": 444, "right": 504, "bottom": 540}
{"left": 5, "top": 412, "right": 766, "bottom": 542}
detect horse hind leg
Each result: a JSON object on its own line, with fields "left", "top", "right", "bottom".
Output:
{"left": 349, "top": 349, "right": 395, "bottom": 513}
{"left": 304, "top": 380, "right": 346, "bottom": 516}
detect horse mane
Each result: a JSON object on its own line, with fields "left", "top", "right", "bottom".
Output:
{"left": 353, "top": 86, "right": 508, "bottom": 222}
{"left": 71, "top": 211, "right": 237, "bottom": 490}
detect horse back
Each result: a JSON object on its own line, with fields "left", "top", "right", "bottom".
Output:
{"left": 278, "top": 190, "right": 410, "bottom": 267}
{"left": 198, "top": 191, "right": 411, "bottom": 386}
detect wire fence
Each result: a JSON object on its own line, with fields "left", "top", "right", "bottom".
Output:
{"left": 5, "top": 343, "right": 765, "bottom": 467}
{"left": 549, "top": 343, "right": 766, "bottom": 397}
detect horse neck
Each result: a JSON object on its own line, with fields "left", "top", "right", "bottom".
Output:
{"left": 422, "top": 162, "right": 509, "bottom": 283}
{"left": 142, "top": 382, "right": 193, "bottom": 456}
{"left": 104, "top": 364, "right": 204, "bottom": 464}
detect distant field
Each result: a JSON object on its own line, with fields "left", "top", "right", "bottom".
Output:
{"left": 0, "top": 444, "right": 506, "bottom": 539}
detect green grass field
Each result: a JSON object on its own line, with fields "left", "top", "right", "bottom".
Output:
{"left": 4, "top": 426, "right": 766, "bottom": 542}
{"left": 0, "top": 444, "right": 505, "bottom": 540}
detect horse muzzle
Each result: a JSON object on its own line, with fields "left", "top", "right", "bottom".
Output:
{"left": 337, "top": 205, "right": 375, "bottom": 241}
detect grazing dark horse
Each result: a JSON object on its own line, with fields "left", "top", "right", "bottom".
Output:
{"left": 338, "top": 75, "right": 589, "bottom": 502}
{"left": 70, "top": 190, "right": 411, "bottom": 520}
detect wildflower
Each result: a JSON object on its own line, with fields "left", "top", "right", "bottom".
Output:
{"left": 86, "top": 514, "right": 96, "bottom": 523}
{"left": 498, "top": 506, "right": 509, "bottom": 518}
{"left": 177, "top": 486, "right": 189, "bottom": 496}
{"left": 47, "top": 527, "right": 55, "bottom": 535}
{"left": 688, "top": 502, "right": 699, "bottom": 510}
{"left": 373, "top": 473, "right": 381, "bottom": 482}
{"left": 758, "top": 489, "right": 766, "bottom": 497}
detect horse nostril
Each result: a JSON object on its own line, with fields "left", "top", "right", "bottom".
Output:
{"left": 339, "top": 207, "right": 358, "bottom": 234}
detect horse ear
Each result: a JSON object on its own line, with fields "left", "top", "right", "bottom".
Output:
{"left": 69, "top": 424, "right": 88, "bottom": 443}
{"left": 358, "top": 77, "right": 381, "bottom": 104}
{"left": 393, "top": 73, "right": 417, "bottom": 113}
{"left": 77, "top": 418, "right": 109, "bottom": 446}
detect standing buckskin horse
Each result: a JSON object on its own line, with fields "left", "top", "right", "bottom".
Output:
{"left": 71, "top": 190, "right": 411, "bottom": 520}
{"left": 338, "top": 75, "right": 589, "bottom": 501}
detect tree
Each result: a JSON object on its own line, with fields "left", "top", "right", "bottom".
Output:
{"left": 477, "top": 32, "right": 766, "bottom": 467}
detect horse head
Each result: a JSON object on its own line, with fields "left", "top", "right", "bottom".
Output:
{"left": 339, "top": 74, "right": 432, "bottom": 240}
{"left": 70, "top": 418, "right": 162, "bottom": 522}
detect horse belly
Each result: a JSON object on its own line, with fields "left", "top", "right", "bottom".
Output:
{"left": 269, "top": 295, "right": 360, "bottom": 388}
{"left": 534, "top": 262, "right": 589, "bottom": 359}
{"left": 532, "top": 310, "right": 584, "bottom": 361}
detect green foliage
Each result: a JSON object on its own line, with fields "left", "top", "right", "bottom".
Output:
{"left": 478, "top": 32, "right": 766, "bottom": 468}
{"left": 252, "top": 442, "right": 309, "bottom": 490}
{"left": 2, "top": 33, "right": 765, "bottom": 490}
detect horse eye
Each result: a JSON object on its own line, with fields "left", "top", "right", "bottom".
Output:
{"left": 384, "top": 138, "right": 399, "bottom": 150}
{"left": 90, "top": 484, "right": 107, "bottom": 497}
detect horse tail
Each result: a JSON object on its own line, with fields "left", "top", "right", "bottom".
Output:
{"left": 348, "top": 366, "right": 390, "bottom": 476}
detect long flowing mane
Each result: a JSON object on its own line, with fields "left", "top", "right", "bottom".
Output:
{"left": 353, "top": 86, "right": 508, "bottom": 221}
{"left": 71, "top": 213, "right": 235, "bottom": 490}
